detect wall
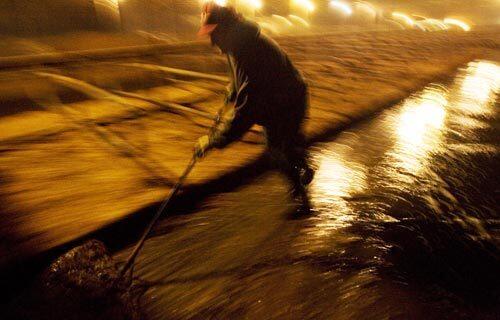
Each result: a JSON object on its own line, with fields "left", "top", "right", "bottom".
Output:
{"left": 0, "top": 0, "right": 120, "bottom": 36}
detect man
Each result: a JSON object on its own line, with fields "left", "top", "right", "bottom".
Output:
{"left": 194, "top": 2, "right": 315, "bottom": 210}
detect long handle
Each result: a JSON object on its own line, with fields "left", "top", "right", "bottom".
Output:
{"left": 117, "top": 97, "right": 228, "bottom": 281}
{"left": 118, "top": 154, "right": 198, "bottom": 279}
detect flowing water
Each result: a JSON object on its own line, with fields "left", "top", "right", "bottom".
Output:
{"left": 112, "top": 59, "right": 499, "bottom": 319}
{"left": 2, "top": 48, "right": 499, "bottom": 320}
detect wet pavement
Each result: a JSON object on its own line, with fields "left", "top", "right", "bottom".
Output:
{"left": 1, "top": 30, "right": 493, "bottom": 265}
{"left": 113, "top": 60, "right": 499, "bottom": 319}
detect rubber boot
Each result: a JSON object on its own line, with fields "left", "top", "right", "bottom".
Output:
{"left": 290, "top": 166, "right": 313, "bottom": 214}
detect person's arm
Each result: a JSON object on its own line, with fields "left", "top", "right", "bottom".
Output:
{"left": 225, "top": 54, "right": 237, "bottom": 105}
{"left": 210, "top": 79, "right": 256, "bottom": 148}
{"left": 194, "top": 56, "right": 257, "bottom": 157}
{"left": 194, "top": 78, "right": 256, "bottom": 157}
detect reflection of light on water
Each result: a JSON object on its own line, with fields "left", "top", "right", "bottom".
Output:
{"left": 391, "top": 87, "right": 447, "bottom": 173}
{"left": 309, "top": 144, "right": 367, "bottom": 234}
{"left": 302, "top": 60, "right": 498, "bottom": 249}
{"left": 313, "top": 150, "right": 367, "bottom": 199}
{"left": 457, "top": 61, "right": 499, "bottom": 116}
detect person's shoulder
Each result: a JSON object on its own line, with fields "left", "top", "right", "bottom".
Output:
{"left": 256, "top": 31, "right": 283, "bottom": 50}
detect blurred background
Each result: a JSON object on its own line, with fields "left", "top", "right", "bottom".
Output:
{"left": 0, "top": 1, "right": 499, "bottom": 319}
{"left": 0, "top": 0, "right": 498, "bottom": 49}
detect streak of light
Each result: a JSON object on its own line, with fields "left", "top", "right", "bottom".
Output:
{"left": 354, "top": 1, "right": 377, "bottom": 16}
{"left": 392, "top": 12, "right": 414, "bottom": 27}
{"left": 200, "top": 0, "right": 227, "bottom": 6}
{"left": 95, "top": 0, "right": 120, "bottom": 9}
{"left": 292, "top": 0, "right": 315, "bottom": 12}
{"left": 272, "top": 14, "right": 294, "bottom": 26}
{"left": 288, "top": 14, "right": 310, "bottom": 27}
{"left": 257, "top": 21, "right": 280, "bottom": 34}
{"left": 240, "top": 0, "right": 263, "bottom": 9}
{"left": 425, "top": 19, "right": 449, "bottom": 30}
{"left": 444, "top": 18, "right": 471, "bottom": 31}
{"left": 415, "top": 19, "right": 448, "bottom": 32}
{"left": 457, "top": 61, "right": 500, "bottom": 116}
{"left": 392, "top": 87, "right": 448, "bottom": 174}
{"left": 384, "top": 19, "right": 405, "bottom": 30}
{"left": 329, "top": 0, "right": 353, "bottom": 16}
{"left": 412, "top": 14, "right": 428, "bottom": 21}
{"left": 310, "top": 145, "right": 368, "bottom": 234}
{"left": 314, "top": 151, "right": 367, "bottom": 199}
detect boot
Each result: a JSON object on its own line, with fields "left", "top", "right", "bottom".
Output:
{"left": 291, "top": 181, "right": 312, "bottom": 214}
{"left": 299, "top": 165, "right": 315, "bottom": 186}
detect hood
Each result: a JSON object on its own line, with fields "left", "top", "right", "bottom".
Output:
{"left": 214, "top": 19, "right": 260, "bottom": 54}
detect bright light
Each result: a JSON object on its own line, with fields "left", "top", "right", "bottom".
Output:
{"left": 241, "top": 0, "right": 263, "bottom": 9}
{"left": 310, "top": 148, "right": 367, "bottom": 234}
{"left": 251, "top": 0, "right": 263, "bottom": 9}
{"left": 329, "top": 1, "right": 353, "bottom": 16}
{"left": 257, "top": 21, "right": 279, "bottom": 34}
{"left": 394, "top": 88, "right": 447, "bottom": 173}
{"left": 293, "top": 0, "right": 315, "bottom": 12}
{"left": 424, "top": 18, "right": 449, "bottom": 31}
{"left": 444, "top": 18, "right": 471, "bottom": 31}
{"left": 272, "top": 14, "right": 294, "bottom": 27}
{"left": 458, "top": 61, "right": 499, "bottom": 115}
{"left": 354, "top": 1, "right": 377, "bottom": 16}
{"left": 288, "top": 14, "right": 310, "bottom": 27}
{"left": 201, "top": 0, "right": 227, "bottom": 6}
{"left": 392, "top": 12, "right": 414, "bottom": 26}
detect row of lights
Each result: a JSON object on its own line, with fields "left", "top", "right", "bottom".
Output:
{"left": 211, "top": 0, "right": 262, "bottom": 9}
{"left": 391, "top": 12, "right": 471, "bottom": 31}
{"left": 202, "top": 0, "right": 472, "bottom": 31}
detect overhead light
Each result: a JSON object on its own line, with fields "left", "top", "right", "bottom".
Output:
{"left": 444, "top": 18, "right": 471, "bottom": 31}
{"left": 329, "top": 1, "right": 353, "bottom": 16}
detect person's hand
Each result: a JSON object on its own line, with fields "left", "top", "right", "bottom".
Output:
{"left": 194, "top": 135, "right": 211, "bottom": 158}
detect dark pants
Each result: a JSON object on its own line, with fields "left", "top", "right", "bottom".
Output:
{"left": 264, "top": 90, "right": 310, "bottom": 193}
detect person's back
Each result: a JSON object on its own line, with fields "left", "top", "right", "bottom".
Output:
{"left": 226, "top": 19, "right": 305, "bottom": 96}
{"left": 215, "top": 17, "right": 307, "bottom": 129}
{"left": 195, "top": 2, "right": 315, "bottom": 212}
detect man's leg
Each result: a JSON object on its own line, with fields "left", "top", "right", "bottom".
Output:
{"left": 265, "top": 120, "right": 314, "bottom": 211}
{"left": 284, "top": 132, "right": 314, "bottom": 211}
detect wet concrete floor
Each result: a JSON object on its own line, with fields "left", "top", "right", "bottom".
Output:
{"left": 113, "top": 60, "right": 499, "bottom": 319}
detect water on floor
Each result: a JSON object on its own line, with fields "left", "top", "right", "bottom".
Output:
{"left": 116, "top": 60, "right": 499, "bottom": 319}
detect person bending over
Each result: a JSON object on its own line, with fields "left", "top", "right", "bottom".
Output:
{"left": 195, "top": 2, "right": 315, "bottom": 210}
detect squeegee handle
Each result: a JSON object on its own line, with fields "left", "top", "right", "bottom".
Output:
{"left": 118, "top": 101, "right": 228, "bottom": 280}
{"left": 118, "top": 154, "right": 197, "bottom": 278}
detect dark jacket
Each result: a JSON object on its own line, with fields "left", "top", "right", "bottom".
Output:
{"left": 211, "top": 19, "right": 307, "bottom": 148}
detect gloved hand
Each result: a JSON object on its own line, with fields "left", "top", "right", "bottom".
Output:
{"left": 194, "top": 135, "right": 211, "bottom": 158}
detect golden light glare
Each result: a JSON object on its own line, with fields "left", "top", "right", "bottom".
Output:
{"left": 310, "top": 146, "right": 368, "bottom": 234}
{"left": 329, "top": 1, "right": 353, "bottom": 16}
{"left": 201, "top": 0, "right": 227, "bottom": 6}
{"left": 392, "top": 12, "right": 415, "bottom": 26}
{"left": 272, "top": 14, "right": 294, "bottom": 26}
{"left": 457, "top": 61, "right": 500, "bottom": 115}
{"left": 250, "top": 0, "right": 263, "bottom": 9}
{"left": 393, "top": 88, "right": 447, "bottom": 173}
{"left": 354, "top": 1, "right": 377, "bottom": 16}
{"left": 257, "top": 21, "right": 280, "bottom": 34}
{"left": 293, "top": 0, "right": 315, "bottom": 12}
{"left": 425, "top": 19, "right": 449, "bottom": 30}
{"left": 314, "top": 155, "right": 367, "bottom": 199}
{"left": 444, "top": 18, "right": 471, "bottom": 31}
{"left": 288, "top": 14, "right": 310, "bottom": 27}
